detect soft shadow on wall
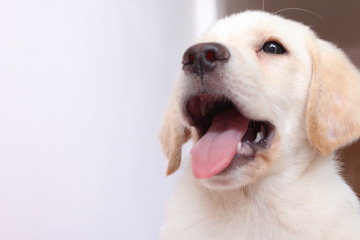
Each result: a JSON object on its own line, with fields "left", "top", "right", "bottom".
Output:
{"left": 0, "top": 1, "right": 216, "bottom": 240}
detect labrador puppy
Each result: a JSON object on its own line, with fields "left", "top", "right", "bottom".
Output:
{"left": 159, "top": 11, "right": 360, "bottom": 239}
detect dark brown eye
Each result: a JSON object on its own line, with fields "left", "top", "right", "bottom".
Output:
{"left": 262, "top": 41, "right": 286, "bottom": 54}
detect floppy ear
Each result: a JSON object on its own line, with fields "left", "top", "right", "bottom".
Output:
{"left": 159, "top": 86, "right": 191, "bottom": 175}
{"left": 306, "top": 39, "right": 360, "bottom": 155}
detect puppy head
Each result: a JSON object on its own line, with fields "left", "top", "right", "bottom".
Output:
{"left": 159, "top": 11, "right": 360, "bottom": 190}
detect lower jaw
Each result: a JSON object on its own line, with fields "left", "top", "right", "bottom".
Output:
{"left": 199, "top": 168, "right": 254, "bottom": 190}
{"left": 216, "top": 154, "right": 254, "bottom": 176}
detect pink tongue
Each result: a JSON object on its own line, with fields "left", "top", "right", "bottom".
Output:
{"left": 191, "top": 108, "right": 249, "bottom": 179}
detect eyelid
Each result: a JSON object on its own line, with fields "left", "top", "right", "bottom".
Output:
{"left": 261, "top": 41, "right": 287, "bottom": 54}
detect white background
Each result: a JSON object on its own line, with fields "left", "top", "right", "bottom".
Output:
{"left": 0, "top": 1, "right": 216, "bottom": 239}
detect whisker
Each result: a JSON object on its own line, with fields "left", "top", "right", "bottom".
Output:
{"left": 274, "top": 8, "right": 322, "bottom": 19}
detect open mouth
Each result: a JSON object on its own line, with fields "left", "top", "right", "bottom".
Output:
{"left": 184, "top": 94, "right": 274, "bottom": 178}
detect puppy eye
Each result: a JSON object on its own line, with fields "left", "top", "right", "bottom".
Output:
{"left": 262, "top": 41, "right": 286, "bottom": 54}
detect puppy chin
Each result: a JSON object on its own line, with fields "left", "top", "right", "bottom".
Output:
{"left": 199, "top": 174, "right": 253, "bottom": 190}
{"left": 198, "top": 164, "right": 260, "bottom": 190}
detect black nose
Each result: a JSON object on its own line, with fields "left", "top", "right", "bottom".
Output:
{"left": 182, "top": 42, "right": 230, "bottom": 77}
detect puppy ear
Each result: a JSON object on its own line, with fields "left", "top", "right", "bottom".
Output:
{"left": 306, "top": 39, "right": 360, "bottom": 155}
{"left": 159, "top": 87, "right": 190, "bottom": 175}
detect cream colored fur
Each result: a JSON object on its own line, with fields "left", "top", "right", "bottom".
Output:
{"left": 159, "top": 11, "right": 360, "bottom": 239}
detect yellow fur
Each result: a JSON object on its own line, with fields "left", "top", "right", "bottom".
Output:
{"left": 306, "top": 39, "right": 360, "bottom": 154}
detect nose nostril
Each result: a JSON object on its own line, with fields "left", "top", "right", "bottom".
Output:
{"left": 188, "top": 54, "right": 195, "bottom": 65}
{"left": 182, "top": 52, "right": 196, "bottom": 65}
{"left": 205, "top": 50, "right": 216, "bottom": 62}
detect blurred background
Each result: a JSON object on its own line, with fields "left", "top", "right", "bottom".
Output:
{"left": 0, "top": 0, "right": 359, "bottom": 240}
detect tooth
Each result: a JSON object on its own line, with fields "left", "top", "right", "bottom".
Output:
{"left": 254, "top": 131, "right": 264, "bottom": 143}
{"left": 237, "top": 142, "right": 242, "bottom": 154}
